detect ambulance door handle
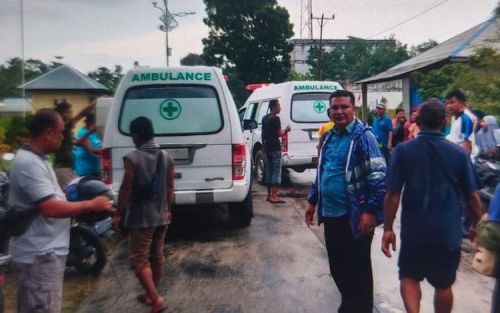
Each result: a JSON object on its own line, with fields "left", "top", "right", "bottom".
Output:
{"left": 205, "top": 177, "right": 224, "bottom": 182}
{"left": 174, "top": 172, "right": 182, "bottom": 179}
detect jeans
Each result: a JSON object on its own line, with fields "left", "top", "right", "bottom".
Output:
{"left": 264, "top": 151, "right": 282, "bottom": 186}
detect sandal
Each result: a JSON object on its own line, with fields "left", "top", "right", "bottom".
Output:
{"left": 150, "top": 297, "right": 167, "bottom": 313}
{"left": 270, "top": 199, "right": 286, "bottom": 204}
{"left": 137, "top": 294, "right": 152, "bottom": 306}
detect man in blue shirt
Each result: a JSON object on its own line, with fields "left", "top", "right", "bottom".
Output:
{"left": 306, "top": 90, "right": 386, "bottom": 313}
{"left": 373, "top": 103, "right": 393, "bottom": 163}
{"left": 382, "top": 99, "right": 483, "bottom": 313}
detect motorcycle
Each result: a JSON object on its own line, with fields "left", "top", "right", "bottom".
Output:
{"left": 0, "top": 158, "right": 113, "bottom": 276}
{"left": 66, "top": 177, "right": 115, "bottom": 276}
{"left": 473, "top": 157, "right": 500, "bottom": 207}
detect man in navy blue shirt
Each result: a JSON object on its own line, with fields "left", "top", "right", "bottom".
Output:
{"left": 382, "top": 99, "right": 483, "bottom": 313}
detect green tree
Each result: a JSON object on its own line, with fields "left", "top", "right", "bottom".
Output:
{"left": 307, "top": 36, "right": 410, "bottom": 84}
{"left": 180, "top": 53, "right": 207, "bottom": 66}
{"left": 288, "top": 70, "right": 314, "bottom": 81}
{"left": 413, "top": 47, "right": 500, "bottom": 116}
{"left": 88, "top": 65, "right": 123, "bottom": 92}
{"left": 202, "top": 0, "right": 294, "bottom": 84}
{"left": 409, "top": 39, "right": 439, "bottom": 57}
{"left": 224, "top": 68, "right": 250, "bottom": 107}
{"left": 0, "top": 58, "right": 61, "bottom": 98}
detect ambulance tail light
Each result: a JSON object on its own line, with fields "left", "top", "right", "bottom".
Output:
{"left": 281, "top": 132, "right": 288, "bottom": 153}
{"left": 232, "top": 144, "right": 246, "bottom": 180}
{"left": 101, "top": 148, "right": 112, "bottom": 184}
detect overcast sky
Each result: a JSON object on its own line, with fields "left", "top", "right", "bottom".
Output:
{"left": 0, "top": 0, "right": 498, "bottom": 73}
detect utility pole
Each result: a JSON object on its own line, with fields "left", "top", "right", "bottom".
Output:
{"left": 153, "top": 0, "right": 194, "bottom": 66}
{"left": 20, "top": 0, "right": 26, "bottom": 118}
{"left": 311, "top": 13, "right": 334, "bottom": 80}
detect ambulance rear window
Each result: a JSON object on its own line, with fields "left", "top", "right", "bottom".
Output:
{"left": 291, "top": 93, "right": 331, "bottom": 123}
{"left": 119, "top": 85, "right": 223, "bottom": 136}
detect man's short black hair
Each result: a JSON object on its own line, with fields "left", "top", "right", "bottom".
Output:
{"left": 269, "top": 99, "right": 279, "bottom": 111}
{"left": 395, "top": 108, "right": 404, "bottom": 114}
{"left": 130, "top": 116, "right": 154, "bottom": 142}
{"left": 330, "top": 90, "right": 355, "bottom": 106}
{"left": 54, "top": 100, "right": 72, "bottom": 114}
{"left": 416, "top": 98, "right": 446, "bottom": 130}
{"left": 28, "top": 109, "right": 61, "bottom": 137}
{"left": 445, "top": 89, "right": 467, "bottom": 103}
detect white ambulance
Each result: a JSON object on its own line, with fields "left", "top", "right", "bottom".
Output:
{"left": 240, "top": 81, "right": 343, "bottom": 183}
{"left": 101, "top": 67, "right": 253, "bottom": 226}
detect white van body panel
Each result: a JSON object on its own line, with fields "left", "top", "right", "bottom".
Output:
{"left": 241, "top": 81, "right": 343, "bottom": 171}
{"left": 103, "top": 66, "right": 251, "bottom": 205}
{"left": 96, "top": 97, "right": 113, "bottom": 138}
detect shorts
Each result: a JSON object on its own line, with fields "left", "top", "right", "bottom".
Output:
{"left": 398, "top": 242, "right": 460, "bottom": 289}
{"left": 16, "top": 253, "right": 67, "bottom": 313}
{"left": 129, "top": 226, "right": 168, "bottom": 274}
{"left": 264, "top": 151, "right": 282, "bottom": 186}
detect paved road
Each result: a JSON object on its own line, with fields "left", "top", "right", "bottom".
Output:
{"left": 286, "top": 169, "right": 494, "bottom": 313}
{"left": 79, "top": 172, "right": 339, "bottom": 313}
{"left": 79, "top": 169, "right": 494, "bottom": 313}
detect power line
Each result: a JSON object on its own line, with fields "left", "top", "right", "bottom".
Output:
{"left": 367, "top": 0, "right": 450, "bottom": 39}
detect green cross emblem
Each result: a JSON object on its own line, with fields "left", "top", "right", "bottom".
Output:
{"left": 313, "top": 101, "right": 326, "bottom": 113}
{"left": 160, "top": 99, "right": 182, "bottom": 120}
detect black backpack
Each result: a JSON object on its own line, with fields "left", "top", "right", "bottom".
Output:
{"left": 0, "top": 171, "right": 38, "bottom": 238}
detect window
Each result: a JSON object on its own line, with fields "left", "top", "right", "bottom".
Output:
{"left": 244, "top": 102, "right": 258, "bottom": 121}
{"left": 119, "top": 85, "right": 223, "bottom": 136}
{"left": 238, "top": 107, "right": 246, "bottom": 122}
{"left": 257, "top": 101, "right": 271, "bottom": 124}
{"left": 291, "top": 93, "right": 331, "bottom": 123}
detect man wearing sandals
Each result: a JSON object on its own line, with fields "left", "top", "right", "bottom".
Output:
{"left": 261, "top": 99, "right": 290, "bottom": 204}
{"left": 113, "top": 117, "right": 175, "bottom": 313}
{"left": 306, "top": 90, "right": 386, "bottom": 313}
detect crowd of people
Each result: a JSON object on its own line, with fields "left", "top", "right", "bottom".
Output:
{"left": 304, "top": 89, "right": 499, "bottom": 313}
{"left": 3, "top": 100, "right": 172, "bottom": 313}
{"left": 2, "top": 87, "right": 499, "bottom": 313}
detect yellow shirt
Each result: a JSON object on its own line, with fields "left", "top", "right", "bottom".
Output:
{"left": 317, "top": 121, "right": 335, "bottom": 138}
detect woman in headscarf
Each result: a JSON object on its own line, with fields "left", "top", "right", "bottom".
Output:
{"left": 476, "top": 115, "right": 499, "bottom": 158}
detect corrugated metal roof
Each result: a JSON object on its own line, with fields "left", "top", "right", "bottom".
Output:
{"left": 21, "top": 64, "right": 109, "bottom": 91}
{"left": 358, "top": 16, "right": 500, "bottom": 84}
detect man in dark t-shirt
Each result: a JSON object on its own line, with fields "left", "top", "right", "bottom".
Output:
{"left": 382, "top": 99, "right": 483, "bottom": 313}
{"left": 261, "top": 99, "right": 290, "bottom": 203}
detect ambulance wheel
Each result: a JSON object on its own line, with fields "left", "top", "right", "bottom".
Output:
{"left": 254, "top": 149, "right": 265, "bottom": 185}
{"left": 229, "top": 188, "right": 253, "bottom": 227}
